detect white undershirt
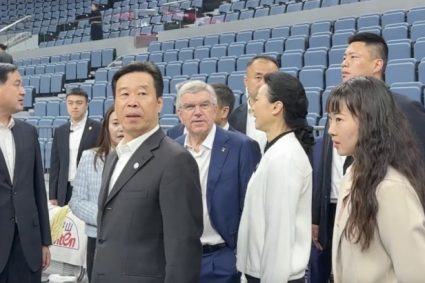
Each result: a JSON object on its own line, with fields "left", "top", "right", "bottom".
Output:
{"left": 0, "top": 118, "right": 15, "bottom": 182}
{"left": 330, "top": 147, "right": 346, "bottom": 203}
{"left": 68, "top": 114, "right": 88, "bottom": 182}
{"left": 184, "top": 124, "right": 225, "bottom": 245}
{"left": 108, "top": 125, "right": 159, "bottom": 194}
{"left": 246, "top": 99, "right": 267, "bottom": 154}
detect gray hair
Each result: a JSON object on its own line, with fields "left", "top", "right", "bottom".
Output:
{"left": 175, "top": 80, "right": 218, "bottom": 109}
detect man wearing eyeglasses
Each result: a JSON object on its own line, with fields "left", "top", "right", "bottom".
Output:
{"left": 176, "top": 80, "right": 261, "bottom": 283}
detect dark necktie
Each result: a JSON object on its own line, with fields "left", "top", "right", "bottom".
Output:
{"left": 343, "top": 156, "right": 353, "bottom": 175}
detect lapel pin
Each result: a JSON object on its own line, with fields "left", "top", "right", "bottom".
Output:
{"left": 221, "top": 147, "right": 226, "bottom": 152}
{"left": 134, "top": 162, "right": 140, "bottom": 169}
{"left": 89, "top": 126, "right": 92, "bottom": 130}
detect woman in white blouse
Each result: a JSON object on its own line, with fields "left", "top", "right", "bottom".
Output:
{"left": 237, "top": 72, "right": 314, "bottom": 283}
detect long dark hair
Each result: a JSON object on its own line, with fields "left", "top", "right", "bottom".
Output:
{"left": 93, "top": 106, "right": 116, "bottom": 170}
{"left": 263, "top": 71, "right": 314, "bottom": 155}
{"left": 328, "top": 76, "right": 425, "bottom": 249}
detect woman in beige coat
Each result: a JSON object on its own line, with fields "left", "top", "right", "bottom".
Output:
{"left": 327, "top": 76, "right": 425, "bottom": 283}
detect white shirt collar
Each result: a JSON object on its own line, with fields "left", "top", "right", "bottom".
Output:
{"left": 70, "top": 112, "right": 88, "bottom": 131}
{"left": 184, "top": 123, "right": 216, "bottom": 151}
{"left": 115, "top": 125, "right": 160, "bottom": 158}
{"left": 223, "top": 122, "right": 230, "bottom": 130}
{"left": 0, "top": 117, "right": 15, "bottom": 129}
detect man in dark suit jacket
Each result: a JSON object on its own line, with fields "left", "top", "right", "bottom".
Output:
{"left": 92, "top": 62, "right": 203, "bottom": 283}
{"left": 176, "top": 80, "right": 261, "bottom": 283}
{"left": 228, "top": 55, "right": 279, "bottom": 152}
{"left": 310, "top": 32, "right": 425, "bottom": 283}
{"left": 49, "top": 88, "right": 101, "bottom": 206}
{"left": 0, "top": 63, "right": 51, "bottom": 283}
{"left": 167, "top": 83, "right": 237, "bottom": 139}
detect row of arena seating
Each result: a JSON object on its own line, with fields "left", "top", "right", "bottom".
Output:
{"left": 37, "top": 0, "right": 366, "bottom": 47}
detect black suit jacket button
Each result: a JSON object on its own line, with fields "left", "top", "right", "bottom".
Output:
{"left": 10, "top": 217, "right": 15, "bottom": 222}
{"left": 106, "top": 207, "right": 112, "bottom": 210}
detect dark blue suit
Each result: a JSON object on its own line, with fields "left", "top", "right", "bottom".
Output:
{"left": 177, "top": 126, "right": 261, "bottom": 283}
{"left": 310, "top": 92, "right": 425, "bottom": 283}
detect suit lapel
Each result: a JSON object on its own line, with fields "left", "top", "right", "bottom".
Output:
{"left": 98, "top": 151, "right": 118, "bottom": 211}
{"left": 206, "top": 128, "right": 230, "bottom": 213}
{"left": 0, "top": 141, "right": 12, "bottom": 186}
{"left": 78, "top": 118, "right": 94, "bottom": 154}
{"left": 10, "top": 121, "right": 24, "bottom": 186}
{"left": 105, "top": 129, "right": 164, "bottom": 205}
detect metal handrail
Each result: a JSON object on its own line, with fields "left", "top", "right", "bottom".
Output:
{"left": 0, "top": 15, "right": 32, "bottom": 34}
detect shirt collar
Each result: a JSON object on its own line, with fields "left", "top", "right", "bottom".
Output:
{"left": 0, "top": 117, "right": 15, "bottom": 129}
{"left": 184, "top": 123, "right": 216, "bottom": 151}
{"left": 70, "top": 112, "right": 88, "bottom": 131}
{"left": 222, "top": 122, "right": 230, "bottom": 130}
{"left": 115, "top": 125, "right": 160, "bottom": 158}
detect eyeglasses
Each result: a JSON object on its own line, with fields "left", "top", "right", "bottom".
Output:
{"left": 180, "top": 101, "right": 213, "bottom": 112}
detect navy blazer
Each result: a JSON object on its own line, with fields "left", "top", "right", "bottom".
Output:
{"left": 312, "top": 91, "right": 425, "bottom": 249}
{"left": 228, "top": 103, "right": 248, "bottom": 134}
{"left": 0, "top": 120, "right": 51, "bottom": 272}
{"left": 177, "top": 126, "right": 261, "bottom": 249}
{"left": 49, "top": 118, "right": 101, "bottom": 206}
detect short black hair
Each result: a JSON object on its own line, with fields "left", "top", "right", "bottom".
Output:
{"left": 210, "top": 83, "right": 235, "bottom": 114}
{"left": 0, "top": 63, "right": 17, "bottom": 84}
{"left": 0, "top": 44, "right": 7, "bottom": 50}
{"left": 246, "top": 55, "right": 280, "bottom": 69}
{"left": 66, "top": 87, "right": 89, "bottom": 101}
{"left": 111, "top": 62, "right": 163, "bottom": 98}
{"left": 348, "top": 32, "right": 388, "bottom": 70}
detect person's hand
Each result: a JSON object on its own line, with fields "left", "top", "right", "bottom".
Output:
{"left": 312, "top": 224, "right": 323, "bottom": 251}
{"left": 42, "top": 246, "right": 51, "bottom": 271}
{"left": 49, "top": 199, "right": 58, "bottom": 206}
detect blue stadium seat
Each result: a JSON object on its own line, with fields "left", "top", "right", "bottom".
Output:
{"left": 271, "top": 25, "right": 290, "bottom": 38}
{"left": 160, "top": 116, "right": 180, "bottom": 132}
{"left": 305, "top": 88, "right": 322, "bottom": 115}
{"left": 218, "top": 56, "right": 236, "bottom": 73}
{"left": 35, "top": 65, "right": 45, "bottom": 75}
{"left": 29, "top": 76, "right": 41, "bottom": 94}
{"left": 211, "top": 44, "right": 228, "bottom": 58}
{"left": 332, "top": 30, "right": 354, "bottom": 46}
{"left": 162, "top": 95, "right": 175, "bottom": 115}
{"left": 156, "top": 63, "right": 166, "bottom": 77}
{"left": 237, "top": 54, "right": 255, "bottom": 71}
{"left": 299, "top": 67, "right": 325, "bottom": 90}
{"left": 281, "top": 50, "right": 304, "bottom": 69}
{"left": 91, "top": 50, "right": 103, "bottom": 68}
{"left": 253, "top": 28, "right": 271, "bottom": 41}
{"left": 382, "top": 23, "right": 409, "bottom": 41}
{"left": 388, "top": 39, "right": 412, "bottom": 60}
{"left": 303, "top": 0, "right": 321, "bottom": 10}
{"left": 189, "top": 37, "right": 204, "bottom": 48}
{"left": 309, "top": 32, "right": 332, "bottom": 49}
{"left": 161, "top": 40, "right": 175, "bottom": 51}
{"left": 228, "top": 42, "right": 246, "bottom": 57}
{"left": 325, "top": 64, "right": 342, "bottom": 88}
{"left": 220, "top": 33, "right": 236, "bottom": 44}
{"left": 104, "top": 98, "right": 114, "bottom": 113}
{"left": 77, "top": 60, "right": 90, "bottom": 80}
{"left": 269, "top": 4, "right": 286, "bottom": 16}
{"left": 311, "top": 21, "right": 332, "bottom": 34}
{"left": 407, "top": 7, "right": 425, "bottom": 25}
{"left": 59, "top": 100, "right": 67, "bottom": 116}
{"left": 418, "top": 60, "right": 425, "bottom": 85}
{"left": 163, "top": 49, "right": 179, "bottom": 63}
{"left": 246, "top": 39, "right": 265, "bottom": 55}
{"left": 265, "top": 37, "right": 285, "bottom": 53}
{"left": 254, "top": 7, "right": 269, "bottom": 18}
{"left": 304, "top": 47, "right": 328, "bottom": 67}
{"left": 95, "top": 68, "right": 109, "bottom": 82}
{"left": 321, "top": 0, "right": 340, "bottom": 8}
{"left": 149, "top": 51, "right": 164, "bottom": 63}
{"left": 148, "top": 41, "right": 161, "bottom": 52}
{"left": 357, "top": 13, "right": 380, "bottom": 29}
{"left": 26, "top": 66, "right": 35, "bottom": 76}
{"left": 390, "top": 82, "right": 423, "bottom": 103}
{"left": 411, "top": 22, "right": 425, "bottom": 42}
{"left": 328, "top": 46, "right": 346, "bottom": 65}
{"left": 382, "top": 10, "right": 405, "bottom": 27}
{"left": 51, "top": 73, "right": 64, "bottom": 93}
{"left": 39, "top": 75, "right": 51, "bottom": 94}
{"left": 182, "top": 59, "right": 200, "bottom": 76}
{"left": 65, "top": 61, "right": 77, "bottom": 81}
{"left": 23, "top": 87, "right": 35, "bottom": 109}
{"left": 204, "top": 35, "right": 219, "bottom": 47}
{"left": 88, "top": 99, "right": 104, "bottom": 116}
{"left": 385, "top": 58, "right": 417, "bottom": 85}
{"left": 38, "top": 118, "right": 53, "bottom": 139}
{"left": 44, "top": 140, "right": 52, "bottom": 170}
{"left": 239, "top": 9, "right": 254, "bottom": 20}
{"left": 286, "top": 2, "right": 303, "bottom": 13}
{"left": 207, "top": 72, "right": 228, "bottom": 84}
{"left": 178, "top": 47, "right": 194, "bottom": 61}
{"left": 228, "top": 71, "right": 246, "bottom": 93}
{"left": 175, "top": 38, "right": 189, "bottom": 50}
{"left": 291, "top": 23, "right": 310, "bottom": 37}
{"left": 122, "top": 55, "right": 135, "bottom": 65}
{"left": 170, "top": 75, "right": 189, "bottom": 93}
{"left": 135, "top": 53, "right": 149, "bottom": 62}
{"left": 194, "top": 46, "right": 211, "bottom": 60}
{"left": 80, "top": 83, "right": 93, "bottom": 100}
{"left": 46, "top": 101, "right": 60, "bottom": 116}
{"left": 92, "top": 82, "right": 107, "bottom": 99}
{"left": 334, "top": 17, "right": 356, "bottom": 32}
{"left": 237, "top": 30, "right": 253, "bottom": 42}
{"left": 414, "top": 38, "right": 425, "bottom": 61}
{"left": 245, "top": 0, "right": 260, "bottom": 9}
{"left": 166, "top": 61, "right": 182, "bottom": 77}
{"left": 231, "top": 1, "right": 245, "bottom": 12}
{"left": 190, "top": 74, "right": 208, "bottom": 82}
{"left": 285, "top": 35, "right": 307, "bottom": 51}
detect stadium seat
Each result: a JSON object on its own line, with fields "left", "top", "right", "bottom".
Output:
{"left": 390, "top": 82, "right": 423, "bottom": 103}
{"left": 228, "top": 42, "right": 246, "bottom": 57}
{"left": 207, "top": 72, "right": 228, "bottom": 84}
{"left": 385, "top": 58, "right": 417, "bottom": 85}
{"left": 163, "top": 49, "right": 179, "bottom": 63}
{"left": 228, "top": 71, "right": 246, "bottom": 93}
{"left": 387, "top": 39, "right": 412, "bottom": 60}
{"left": 182, "top": 59, "right": 200, "bottom": 76}
{"left": 325, "top": 64, "right": 342, "bottom": 88}
{"left": 304, "top": 47, "right": 328, "bottom": 67}
{"left": 89, "top": 99, "right": 105, "bottom": 116}
{"left": 299, "top": 67, "right": 325, "bottom": 90}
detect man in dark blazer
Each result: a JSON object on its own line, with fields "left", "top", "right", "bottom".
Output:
{"left": 176, "top": 80, "right": 261, "bottom": 283}
{"left": 92, "top": 62, "right": 203, "bottom": 283}
{"left": 167, "top": 83, "right": 237, "bottom": 139}
{"left": 49, "top": 88, "right": 101, "bottom": 206}
{"left": 310, "top": 32, "right": 425, "bottom": 283}
{"left": 0, "top": 63, "right": 51, "bottom": 283}
{"left": 0, "top": 44, "right": 13, "bottom": 64}
{"left": 228, "top": 55, "right": 279, "bottom": 153}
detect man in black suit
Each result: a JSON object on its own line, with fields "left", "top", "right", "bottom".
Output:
{"left": 92, "top": 62, "right": 203, "bottom": 283}
{"left": 167, "top": 83, "right": 237, "bottom": 139}
{"left": 310, "top": 32, "right": 425, "bottom": 283}
{"left": 0, "top": 63, "right": 51, "bottom": 283}
{"left": 49, "top": 88, "right": 101, "bottom": 206}
{"left": 0, "top": 44, "right": 13, "bottom": 64}
{"left": 228, "top": 55, "right": 279, "bottom": 153}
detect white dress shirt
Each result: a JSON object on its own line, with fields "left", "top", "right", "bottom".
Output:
{"left": 68, "top": 114, "right": 88, "bottom": 182}
{"left": 0, "top": 118, "right": 16, "bottom": 182}
{"left": 330, "top": 147, "right": 347, "bottom": 203}
{"left": 237, "top": 133, "right": 312, "bottom": 282}
{"left": 246, "top": 100, "right": 267, "bottom": 154}
{"left": 184, "top": 124, "right": 225, "bottom": 245}
{"left": 109, "top": 125, "right": 159, "bottom": 194}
